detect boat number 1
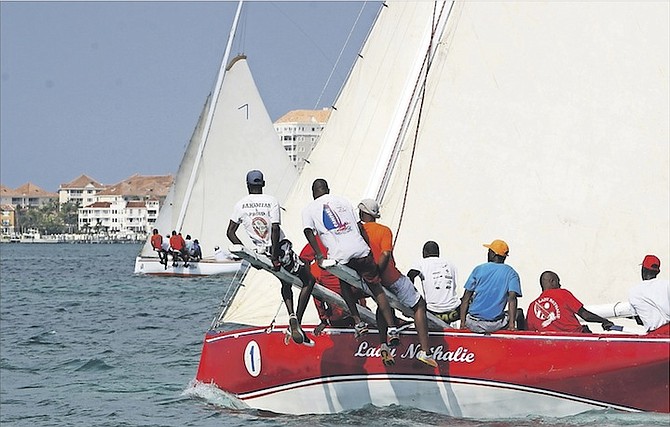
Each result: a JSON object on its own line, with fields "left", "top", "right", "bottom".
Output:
{"left": 244, "top": 340, "right": 261, "bottom": 377}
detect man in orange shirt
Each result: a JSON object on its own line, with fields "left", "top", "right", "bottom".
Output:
{"left": 358, "top": 199, "right": 437, "bottom": 368}
{"left": 150, "top": 228, "right": 168, "bottom": 269}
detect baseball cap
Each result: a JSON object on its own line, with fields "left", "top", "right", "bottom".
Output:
{"left": 358, "top": 199, "right": 381, "bottom": 218}
{"left": 641, "top": 254, "right": 660, "bottom": 271}
{"left": 483, "top": 239, "right": 509, "bottom": 256}
{"left": 246, "top": 170, "right": 265, "bottom": 186}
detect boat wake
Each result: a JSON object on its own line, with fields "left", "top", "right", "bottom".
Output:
{"left": 182, "top": 379, "right": 249, "bottom": 410}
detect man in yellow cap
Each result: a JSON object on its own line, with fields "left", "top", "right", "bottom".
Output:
{"left": 459, "top": 239, "right": 522, "bottom": 333}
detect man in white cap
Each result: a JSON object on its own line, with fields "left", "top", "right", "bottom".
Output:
{"left": 357, "top": 198, "right": 438, "bottom": 368}
{"left": 228, "top": 170, "right": 315, "bottom": 346}
{"left": 628, "top": 254, "right": 670, "bottom": 332}
{"left": 459, "top": 239, "right": 522, "bottom": 333}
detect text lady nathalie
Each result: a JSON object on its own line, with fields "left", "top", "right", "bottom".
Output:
{"left": 354, "top": 341, "right": 475, "bottom": 363}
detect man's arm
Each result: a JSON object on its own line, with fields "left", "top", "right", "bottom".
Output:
{"left": 303, "top": 228, "right": 324, "bottom": 264}
{"left": 226, "top": 220, "right": 242, "bottom": 245}
{"left": 270, "top": 223, "right": 281, "bottom": 270}
{"left": 577, "top": 307, "right": 614, "bottom": 330}
{"left": 507, "top": 292, "right": 518, "bottom": 330}
{"left": 358, "top": 222, "right": 371, "bottom": 245}
{"left": 378, "top": 250, "right": 392, "bottom": 275}
{"left": 459, "top": 289, "right": 473, "bottom": 329}
{"left": 407, "top": 269, "right": 422, "bottom": 283}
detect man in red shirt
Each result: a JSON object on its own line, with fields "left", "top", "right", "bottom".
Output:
{"left": 526, "top": 271, "right": 615, "bottom": 333}
{"left": 169, "top": 230, "right": 190, "bottom": 267}
{"left": 358, "top": 199, "right": 437, "bottom": 368}
{"left": 299, "top": 236, "right": 368, "bottom": 336}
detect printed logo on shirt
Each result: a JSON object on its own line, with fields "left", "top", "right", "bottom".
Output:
{"left": 533, "top": 297, "right": 561, "bottom": 327}
{"left": 322, "top": 203, "right": 351, "bottom": 234}
{"left": 252, "top": 216, "right": 269, "bottom": 240}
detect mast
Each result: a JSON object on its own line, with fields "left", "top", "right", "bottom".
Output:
{"left": 175, "top": 0, "right": 244, "bottom": 232}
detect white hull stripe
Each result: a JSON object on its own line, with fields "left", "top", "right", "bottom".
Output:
{"left": 237, "top": 374, "right": 641, "bottom": 412}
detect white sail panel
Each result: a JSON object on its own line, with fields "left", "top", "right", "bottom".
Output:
{"left": 139, "top": 56, "right": 297, "bottom": 262}
{"left": 380, "top": 1, "right": 669, "bottom": 306}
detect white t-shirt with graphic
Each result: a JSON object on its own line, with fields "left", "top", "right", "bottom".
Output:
{"left": 628, "top": 277, "right": 670, "bottom": 331}
{"left": 230, "top": 193, "right": 283, "bottom": 253}
{"left": 410, "top": 256, "right": 460, "bottom": 313}
{"left": 302, "top": 193, "right": 369, "bottom": 264}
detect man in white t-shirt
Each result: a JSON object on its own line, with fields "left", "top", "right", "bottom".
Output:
{"left": 407, "top": 241, "right": 461, "bottom": 325}
{"left": 227, "top": 170, "right": 315, "bottom": 346}
{"left": 302, "top": 178, "right": 399, "bottom": 345}
{"left": 628, "top": 254, "right": 670, "bottom": 332}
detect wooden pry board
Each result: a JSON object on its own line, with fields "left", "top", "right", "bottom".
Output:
{"left": 228, "top": 245, "right": 377, "bottom": 325}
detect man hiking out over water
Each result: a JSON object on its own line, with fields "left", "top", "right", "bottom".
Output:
{"left": 227, "top": 170, "right": 315, "bottom": 346}
{"left": 302, "top": 178, "right": 399, "bottom": 350}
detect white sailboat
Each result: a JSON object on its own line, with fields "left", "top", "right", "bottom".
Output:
{"left": 196, "top": 1, "right": 669, "bottom": 417}
{"left": 134, "top": 3, "right": 298, "bottom": 277}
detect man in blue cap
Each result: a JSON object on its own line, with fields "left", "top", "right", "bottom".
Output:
{"left": 227, "top": 170, "right": 315, "bottom": 346}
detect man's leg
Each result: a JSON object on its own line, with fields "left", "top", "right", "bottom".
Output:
{"left": 375, "top": 306, "right": 388, "bottom": 344}
{"left": 281, "top": 279, "right": 295, "bottom": 317}
{"left": 367, "top": 282, "right": 396, "bottom": 329}
{"left": 281, "top": 279, "right": 305, "bottom": 344}
{"left": 347, "top": 254, "right": 395, "bottom": 328}
{"left": 412, "top": 297, "right": 431, "bottom": 352}
{"left": 376, "top": 307, "right": 395, "bottom": 366}
{"left": 295, "top": 268, "right": 315, "bottom": 323}
{"left": 339, "top": 282, "right": 363, "bottom": 325}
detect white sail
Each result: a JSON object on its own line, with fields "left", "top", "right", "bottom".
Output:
{"left": 223, "top": 1, "right": 669, "bottom": 326}
{"left": 136, "top": 55, "right": 298, "bottom": 273}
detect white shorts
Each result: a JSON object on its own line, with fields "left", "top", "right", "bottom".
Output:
{"left": 387, "top": 275, "right": 421, "bottom": 308}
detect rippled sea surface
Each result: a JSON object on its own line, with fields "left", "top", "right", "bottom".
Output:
{"left": 1, "top": 243, "right": 668, "bottom": 427}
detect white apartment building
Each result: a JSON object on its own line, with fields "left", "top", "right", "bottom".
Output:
{"left": 77, "top": 174, "right": 172, "bottom": 239}
{"left": 274, "top": 109, "right": 331, "bottom": 171}
{"left": 58, "top": 174, "right": 106, "bottom": 206}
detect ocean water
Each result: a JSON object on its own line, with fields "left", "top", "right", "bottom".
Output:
{"left": 0, "top": 243, "right": 668, "bottom": 427}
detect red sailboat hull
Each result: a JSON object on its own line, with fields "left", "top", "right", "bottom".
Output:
{"left": 195, "top": 325, "right": 669, "bottom": 418}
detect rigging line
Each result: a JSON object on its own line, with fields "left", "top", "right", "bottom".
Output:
{"left": 393, "top": 2, "right": 440, "bottom": 245}
{"left": 211, "top": 261, "right": 251, "bottom": 329}
{"left": 313, "top": 2, "right": 368, "bottom": 109}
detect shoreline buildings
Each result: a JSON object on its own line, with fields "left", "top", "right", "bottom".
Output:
{"left": 1, "top": 109, "right": 330, "bottom": 241}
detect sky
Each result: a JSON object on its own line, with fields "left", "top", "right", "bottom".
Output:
{"left": 0, "top": 1, "right": 381, "bottom": 191}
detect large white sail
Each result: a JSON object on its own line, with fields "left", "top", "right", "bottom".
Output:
{"left": 224, "top": 1, "right": 669, "bottom": 326}
{"left": 138, "top": 55, "right": 298, "bottom": 263}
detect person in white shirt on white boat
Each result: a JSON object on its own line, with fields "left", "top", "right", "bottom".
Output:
{"left": 227, "top": 170, "right": 315, "bottom": 346}
{"left": 407, "top": 241, "right": 461, "bottom": 326}
{"left": 628, "top": 254, "right": 670, "bottom": 332}
{"left": 184, "top": 235, "right": 194, "bottom": 259}
{"left": 459, "top": 239, "right": 523, "bottom": 333}
{"left": 302, "top": 179, "right": 399, "bottom": 347}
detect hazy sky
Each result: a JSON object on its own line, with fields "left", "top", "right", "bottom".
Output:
{"left": 0, "top": 1, "right": 381, "bottom": 191}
